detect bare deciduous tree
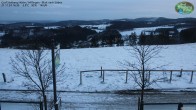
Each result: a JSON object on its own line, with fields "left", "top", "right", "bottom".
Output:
{"left": 10, "top": 49, "right": 65, "bottom": 110}
{"left": 123, "top": 44, "right": 165, "bottom": 110}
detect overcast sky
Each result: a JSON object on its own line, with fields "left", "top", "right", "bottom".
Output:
{"left": 0, "top": 0, "right": 195, "bottom": 21}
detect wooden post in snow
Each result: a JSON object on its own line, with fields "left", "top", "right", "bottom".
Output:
{"left": 102, "top": 70, "right": 105, "bottom": 83}
{"left": 170, "top": 71, "right": 173, "bottom": 83}
{"left": 180, "top": 69, "right": 183, "bottom": 77}
{"left": 125, "top": 71, "right": 128, "bottom": 83}
{"left": 190, "top": 71, "right": 194, "bottom": 83}
{"left": 148, "top": 71, "right": 151, "bottom": 83}
{"left": 80, "top": 72, "right": 82, "bottom": 85}
{"left": 100, "top": 66, "right": 103, "bottom": 78}
{"left": 2, "top": 73, "right": 6, "bottom": 82}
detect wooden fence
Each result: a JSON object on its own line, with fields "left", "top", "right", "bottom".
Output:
{"left": 79, "top": 68, "right": 196, "bottom": 84}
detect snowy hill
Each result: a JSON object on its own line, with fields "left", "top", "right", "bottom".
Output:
{"left": 0, "top": 43, "right": 196, "bottom": 92}
{"left": 119, "top": 25, "right": 175, "bottom": 36}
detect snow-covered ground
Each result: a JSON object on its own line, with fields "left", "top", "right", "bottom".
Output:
{"left": 119, "top": 26, "right": 175, "bottom": 36}
{"left": 145, "top": 105, "right": 196, "bottom": 110}
{"left": 79, "top": 24, "right": 111, "bottom": 32}
{"left": 44, "top": 26, "right": 61, "bottom": 29}
{"left": 0, "top": 103, "right": 38, "bottom": 110}
{"left": 0, "top": 43, "right": 196, "bottom": 92}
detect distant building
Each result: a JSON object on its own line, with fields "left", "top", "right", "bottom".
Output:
{"left": 143, "top": 28, "right": 178, "bottom": 38}
{"left": 0, "top": 31, "right": 5, "bottom": 37}
{"left": 155, "top": 28, "right": 178, "bottom": 38}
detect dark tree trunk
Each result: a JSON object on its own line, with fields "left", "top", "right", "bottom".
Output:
{"left": 42, "top": 91, "right": 47, "bottom": 110}
{"left": 140, "top": 62, "right": 145, "bottom": 110}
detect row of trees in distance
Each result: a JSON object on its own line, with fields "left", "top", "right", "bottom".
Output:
{"left": 0, "top": 26, "right": 196, "bottom": 49}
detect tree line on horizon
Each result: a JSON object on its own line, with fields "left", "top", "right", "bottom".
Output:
{"left": 0, "top": 26, "right": 196, "bottom": 49}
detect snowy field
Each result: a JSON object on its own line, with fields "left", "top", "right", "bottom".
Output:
{"left": 79, "top": 24, "right": 111, "bottom": 32}
{"left": 0, "top": 43, "right": 196, "bottom": 92}
{"left": 119, "top": 25, "right": 179, "bottom": 37}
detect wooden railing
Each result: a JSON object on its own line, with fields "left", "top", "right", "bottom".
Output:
{"left": 79, "top": 68, "right": 196, "bottom": 84}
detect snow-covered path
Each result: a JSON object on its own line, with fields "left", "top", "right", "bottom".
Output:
{"left": 1, "top": 90, "right": 196, "bottom": 110}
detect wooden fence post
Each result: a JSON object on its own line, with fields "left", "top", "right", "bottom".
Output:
{"left": 60, "top": 98, "right": 62, "bottom": 109}
{"left": 80, "top": 72, "right": 82, "bottom": 85}
{"left": 102, "top": 71, "right": 105, "bottom": 83}
{"left": 125, "top": 71, "right": 128, "bottom": 83}
{"left": 100, "top": 66, "right": 103, "bottom": 78}
{"left": 2, "top": 73, "right": 6, "bottom": 82}
{"left": 148, "top": 71, "right": 151, "bottom": 82}
{"left": 170, "top": 71, "right": 173, "bottom": 83}
{"left": 180, "top": 69, "right": 183, "bottom": 77}
{"left": 190, "top": 71, "right": 194, "bottom": 83}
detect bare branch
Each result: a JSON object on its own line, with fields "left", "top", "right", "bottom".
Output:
{"left": 10, "top": 49, "right": 66, "bottom": 99}
{"left": 122, "top": 44, "right": 166, "bottom": 89}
